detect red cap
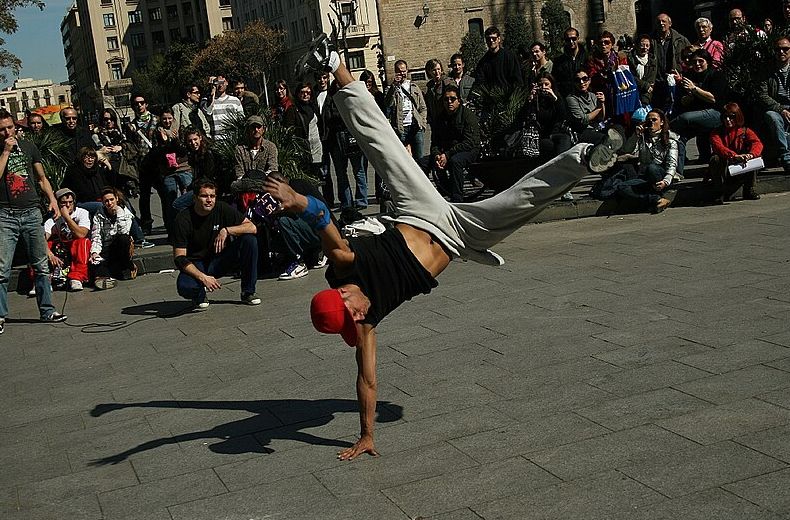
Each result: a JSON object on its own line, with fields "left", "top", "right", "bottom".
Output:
{"left": 310, "top": 289, "right": 359, "bottom": 347}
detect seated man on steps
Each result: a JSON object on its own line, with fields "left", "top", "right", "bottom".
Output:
{"left": 265, "top": 35, "right": 623, "bottom": 460}
{"left": 172, "top": 178, "right": 261, "bottom": 309}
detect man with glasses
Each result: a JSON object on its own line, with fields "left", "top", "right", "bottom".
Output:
{"left": 418, "top": 85, "right": 479, "bottom": 202}
{"left": 0, "top": 108, "right": 67, "bottom": 334}
{"left": 43, "top": 188, "right": 91, "bottom": 291}
{"left": 553, "top": 27, "right": 589, "bottom": 97}
{"left": 127, "top": 93, "right": 159, "bottom": 235}
{"left": 204, "top": 75, "right": 244, "bottom": 140}
{"left": 565, "top": 71, "right": 607, "bottom": 145}
{"left": 473, "top": 26, "right": 523, "bottom": 89}
{"left": 51, "top": 107, "right": 94, "bottom": 162}
{"left": 172, "top": 84, "right": 211, "bottom": 137}
{"left": 757, "top": 37, "right": 790, "bottom": 174}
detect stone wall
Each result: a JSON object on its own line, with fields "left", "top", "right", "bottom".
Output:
{"left": 377, "top": 0, "right": 637, "bottom": 83}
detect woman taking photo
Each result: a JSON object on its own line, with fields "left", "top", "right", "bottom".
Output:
{"left": 709, "top": 102, "right": 763, "bottom": 204}
{"left": 594, "top": 109, "right": 677, "bottom": 214}
{"left": 90, "top": 187, "right": 137, "bottom": 289}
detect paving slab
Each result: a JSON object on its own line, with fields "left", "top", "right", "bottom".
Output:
{"left": 724, "top": 467, "right": 790, "bottom": 517}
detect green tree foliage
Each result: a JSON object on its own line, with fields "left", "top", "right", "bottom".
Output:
{"left": 131, "top": 41, "right": 200, "bottom": 105}
{"left": 721, "top": 27, "right": 789, "bottom": 101}
{"left": 459, "top": 31, "right": 486, "bottom": 75}
{"left": 503, "top": 14, "right": 532, "bottom": 55}
{"left": 541, "top": 0, "right": 567, "bottom": 58}
{"left": 24, "top": 128, "right": 69, "bottom": 188}
{"left": 191, "top": 21, "right": 284, "bottom": 95}
{"left": 0, "top": 0, "right": 44, "bottom": 83}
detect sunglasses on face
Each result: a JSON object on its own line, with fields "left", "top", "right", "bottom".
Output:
{"left": 723, "top": 113, "right": 737, "bottom": 119}
{"left": 486, "top": 36, "right": 499, "bottom": 41}
{"left": 63, "top": 116, "right": 78, "bottom": 120}
{"left": 565, "top": 36, "right": 578, "bottom": 42}
{"left": 103, "top": 117, "right": 113, "bottom": 121}
{"left": 576, "top": 76, "right": 590, "bottom": 82}
{"left": 190, "top": 90, "right": 200, "bottom": 94}
{"left": 776, "top": 46, "right": 790, "bottom": 52}
{"left": 444, "top": 96, "right": 458, "bottom": 102}
{"left": 133, "top": 100, "right": 146, "bottom": 105}
{"left": 248, "top": 124, "right": 263, "bottom": 129}
{"left": 600, "top": 40, "right": 612, "bottom": 45}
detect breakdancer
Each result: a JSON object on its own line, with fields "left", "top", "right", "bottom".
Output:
{"left": 264, "top": 35, "right": 622, "bottom": 460}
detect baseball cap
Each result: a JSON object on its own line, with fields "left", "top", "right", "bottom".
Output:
{"left": 245, "top": 115, "right": 264, "bottom": 127}
{"left": 310, "top": 289, "right": 358, "bottom": 347}
{"left": 55, "top": 187, "right": 75, "bottom": 200}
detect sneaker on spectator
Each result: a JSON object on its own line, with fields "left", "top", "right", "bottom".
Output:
{"left": 310, "top": 253, "right": 329, "bottom": 269}
{"left": 135, "top": 240, "right": 155, "bottom": 249}
{"left": 41, "top": 312, "right": 67, "bottom": 323}
{"left": 95, "top": 277, "right": 117, "bottom": 290}
{"left": 560, "top": 191, "right": 574, "bottom": 201}
{"left": 194, "top": 294, "right": 210, "bottom": 310}
{"left": 28, "top": 286, "right": 36, "bottom": 297}
{"left": 279, "top": 261, "right": 308, "bottom": 280}
{"left": 672, "top": 172, "right": 684, "bottom": 182}
{"left": 69, "top": 279, "right": 83, "bottom": 291}
{"left": 241, "top": 293, "right": 262, "bottom": 305}
{"left": 0, "top": 319, "right": 4, "bottom": 334}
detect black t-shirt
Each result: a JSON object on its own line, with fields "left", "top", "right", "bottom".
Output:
{"left": 172, "top": 201, "right": 245, "bottom": 261}
{"left": 325, "top": 227, "right": 438, "bottom": 327}
{"left": 0, "top": 139, "right": 43, "bottom": 209}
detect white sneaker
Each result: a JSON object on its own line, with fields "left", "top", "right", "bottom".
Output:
{"left": 310, "top": 253, "right": 329, "bottom": 269}
{"left": 95, "top": 277, "right": 117, "bottom": 290}
{"left": 69, "top": 279, "right": 83, "bottom": 291}
{"left": 279, "top": 262, "right": 308, "bottom": 280}
{"left": 28, "top": 286, "right": 36, "bottom": 297}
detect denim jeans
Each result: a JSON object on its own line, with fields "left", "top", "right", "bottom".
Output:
{"left": 161, "top": 172, "right": 193, "bottom": 234}
{"left": 0, "top": 207, "right": 56, "bottom": 319}
{"left": 176, "top": 234, "right": 258, "bottom": 301}
{"left": 670, "top": 108, "right": 721, "bottom": 174}
{"left": 329, "top": 132, "right": 368, "bottom": 209}
{"left": 764, "top": 110, "right": 790, "bottom": 165}
{"left": 318, "top": 148, "right": 336, "bottom": 207}
{"left": 398, "top": 123, "right": 425, "bottom": 163}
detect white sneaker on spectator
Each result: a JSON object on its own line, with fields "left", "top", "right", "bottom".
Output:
{"left": 310, "top": 253, "right": 329, "bottom": 269}
{"left": 279, "top": 262, "right": 308, "bottom": 280}
{"left": 69, "top": 279, "right": 83, "bottom": 291}
{"left": 28, "top": 286, "right": 36, "bottom": 297}
{"left": 194, "top": 294, "right": 210, "bottom": 310}
{"left": 135, "top": 240, "right": 155, "bottom": 249}
{"left": 241, "top": 293, "right": 261, "bottom": 305}
{"left": 95, "top": 277, "right": 117, "bottom": 290}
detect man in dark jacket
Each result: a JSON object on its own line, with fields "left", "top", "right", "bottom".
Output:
{"left": 49, "top": 107, "right": 95, "bottom": 163}
{"left": 419, "top": 84, "right": 480, "bottom": 202}
{"left": 651, "top": 13, "right": 691, "bottom": 112}
{"left": 552, "top": 27, "right": 589, "bottom": 97}
{"left": 473, "top": 26, "right": 523, "bottom": 89}
{"left": 757, "top": 36, "right": 790, "bottom": 173}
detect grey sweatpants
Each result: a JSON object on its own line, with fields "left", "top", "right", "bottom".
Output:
{"left": 334, "top": 81, "right": 591, "bottom": 265}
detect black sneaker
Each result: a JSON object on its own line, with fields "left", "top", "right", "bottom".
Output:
{"left": 241, "top": 293, "right": 262, "bottom": 305}
{"left": 587, "top": 128, "right": 624, "bottom": 173}
{"left": 0, "top": 319, "right": 4, "bottom": 334}
{"left": 294, "top": 33, "right": 338, "bottom": 79}
{"left": 41, "top": 312, "right": 67, "bottom": 323}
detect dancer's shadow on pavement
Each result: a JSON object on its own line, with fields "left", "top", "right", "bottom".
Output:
{"left": 88, "top": 399, "right": 402, "bottom": 466}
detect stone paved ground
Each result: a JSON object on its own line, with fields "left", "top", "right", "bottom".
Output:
{"left": 2, "top": 193, "right": 790, "bottom": 519}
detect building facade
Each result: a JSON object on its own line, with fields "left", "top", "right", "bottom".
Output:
{"left": 231, "top": 0, "right": 381, "bottom": 85}
{"left": 62, "top": 0, "right": 234, "bottom": 114}
{"left": 376, "top": 0, "right": 639, "bottom": 84}
{"left": 0, "top": 79, "right": 73, "bottom": 121}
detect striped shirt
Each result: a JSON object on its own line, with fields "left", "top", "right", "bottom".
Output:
{"left": 207, "top": 94, "right": 244, "bottom": 139}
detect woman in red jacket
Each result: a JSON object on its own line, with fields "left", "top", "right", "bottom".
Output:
{"left": 709, "top": 102, "right": 763, "bottom": 204}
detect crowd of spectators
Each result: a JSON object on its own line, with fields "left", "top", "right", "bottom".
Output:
{"left": 2, "top": 5, "right": 790, "bottom": 329}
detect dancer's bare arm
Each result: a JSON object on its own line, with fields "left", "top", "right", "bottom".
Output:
{"left": 338, "top": 324, "right": 380, "bottom": 460}
{"left": 263, "top": 177, "right": 353, "bottom": 267}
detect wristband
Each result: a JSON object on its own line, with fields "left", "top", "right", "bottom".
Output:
{"left": 299, "top": 196, "right": 331, "bottom": 231}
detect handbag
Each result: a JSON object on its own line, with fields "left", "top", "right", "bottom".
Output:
{"left": 613, "top": 66, "right": 641, "bottom": 116}
{"left": 337, "top": 129, "right": 361, "bottom": 156}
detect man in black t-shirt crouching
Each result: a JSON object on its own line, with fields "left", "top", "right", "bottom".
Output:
{"left": 172, "top": 179, "right": 260, "bottom": 309}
